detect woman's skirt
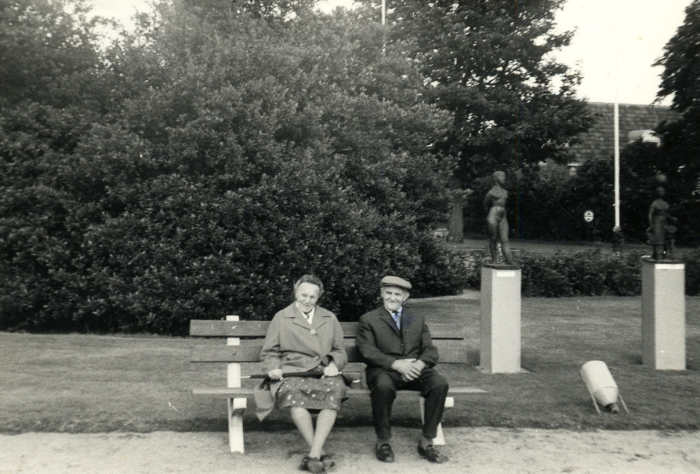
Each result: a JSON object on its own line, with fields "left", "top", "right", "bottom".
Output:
{"left": 275, "top": 376, "right": 347, "bottom": 411}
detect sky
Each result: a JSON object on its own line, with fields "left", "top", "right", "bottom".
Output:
{"left": 88, "top": 0, "right": 693, "bottom": 106}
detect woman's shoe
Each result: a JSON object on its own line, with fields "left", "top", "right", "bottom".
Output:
{"left": 305, "top": 457, "right": 326, "bottom": 474}
{"left": 320, "top": 454, "right": 335, "bottom": 470}
{"left": 299, "top": 455, "right": 311, "bottom": 471}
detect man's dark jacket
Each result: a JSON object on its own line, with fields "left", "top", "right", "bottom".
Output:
{"left": 355, "top": 307, "right": 439, "bottom": 377}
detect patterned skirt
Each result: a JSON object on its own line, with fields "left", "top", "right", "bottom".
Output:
{"left": 275, "top": 376, "right": 347, "bottom": 411}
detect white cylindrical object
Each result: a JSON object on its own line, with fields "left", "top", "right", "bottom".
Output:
{"left": 580, "top": 361, "right": 619, "bottom": 407}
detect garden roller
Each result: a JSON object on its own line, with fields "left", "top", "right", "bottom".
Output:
{"left": 580, "top": 360, "right": 629, "bottom": 415}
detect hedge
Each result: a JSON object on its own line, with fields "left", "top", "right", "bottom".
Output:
{"left": 453, "top": 248, "right": 700, "bottom": 298}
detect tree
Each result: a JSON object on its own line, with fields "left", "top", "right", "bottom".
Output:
{"left": 181, "top": 0, "right": 316, "bottom": 21}
{"left": 0, "top": 0, "right": 109, "bottom": 109}
{"left": 654, "top": 0, "right": 700, "bottom": 243}
{"left": 361, "top": 0, "right": 591, "bottom": 240}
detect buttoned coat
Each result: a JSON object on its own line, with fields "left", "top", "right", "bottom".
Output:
{"left": 260, "top": 303, "right": 347, "bottom": 374}
{"left": 356, "top": 306, "right": 439, "bottom": 378}
{"left": 255, "top": 303, "right": 346, "bottom": 420}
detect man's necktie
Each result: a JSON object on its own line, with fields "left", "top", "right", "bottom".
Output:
{"left": 392, "top": 311, "right": 401, "bottom": 330}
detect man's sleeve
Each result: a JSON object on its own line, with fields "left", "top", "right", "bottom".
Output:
{"left": 356, "top": 315, "right": 397, "bottom": 370}
{"left": 418, "top": 321, "right": 439, "bottom": 367}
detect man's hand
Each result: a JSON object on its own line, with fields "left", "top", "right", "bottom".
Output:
{"left": 268, "top": 369, "right": 283, "bottom": 380}
{"left": 392, "top": 359, "right": 426, "bottom": 381}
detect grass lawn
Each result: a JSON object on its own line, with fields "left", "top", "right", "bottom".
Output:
{"left": 2, "top": 296, "right": 699, "bottom": 434}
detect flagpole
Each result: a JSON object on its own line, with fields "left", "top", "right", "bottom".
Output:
{"left": 614, "top": 104, "right": 620, "bottom": 228}
{"left": 381, "top": 0, "right": 386, "bottom": 55}
{"left": 613, "top": 7, "right": 621, "bottom": 230}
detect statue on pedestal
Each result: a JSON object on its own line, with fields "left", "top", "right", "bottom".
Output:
{"left": 484, "top": 171, "right": 515, "bottom": 266}
{"left": 646, "top": 175, "right": 677, "bottom": 261}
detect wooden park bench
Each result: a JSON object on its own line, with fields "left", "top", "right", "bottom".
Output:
{"left": 190, "top": 315, "right": 487, "bottom": 453}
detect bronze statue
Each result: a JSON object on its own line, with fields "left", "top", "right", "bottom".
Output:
{"left": 484, "top": 171, "right": 515, "bottom": 266}
{"left": 646, "top": 184, "right": 677, "bottom": 261}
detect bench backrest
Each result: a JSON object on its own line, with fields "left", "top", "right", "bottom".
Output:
{"left": 190, "top": 319, "right": 468, "bottom": 364}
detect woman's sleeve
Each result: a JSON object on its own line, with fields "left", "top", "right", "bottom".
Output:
{"left": 260, "top": 314, "right": 282, "bottom": 373}
{"left": 326, "top": 316, "right": 347, "bottom": 370}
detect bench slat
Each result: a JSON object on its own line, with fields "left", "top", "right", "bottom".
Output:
{"left": 190, "top": 320, "right": 268, "bottom": 337}
{"left": 190, "top": 320, "right": 465, "bottom": 340}
{"left": 192, "top": 386, "right": 487, "bottom": 398}
{"left": 191, "top": 340, "right": 468, "bottom": 364}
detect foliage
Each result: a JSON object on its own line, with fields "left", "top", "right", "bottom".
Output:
{"left": 182, "top": 0, "right": 316, "bottom": 23}
{"left": 653, "top": 0, "right": 700, "bottom": 244}
{"left": 545, "top": 139, "right": 695, "bottom": 245}
{"left": 656, "top": 0, "right": 700, "bottom": 114}
{"left": 451, "top": 249, "right": 648, "bottom": 298}
{"left": 362, "top": 0, "right": 592, "bottom": 184}
{"left": 0, "top": 1, "right": 466, "bottom": 334}
{"left": 464, "top": 164, "right": 588, "bottom": 242}
{"left": 0, "top": 0, "right": 110, "bottom": 109}
{"left": 354, "top": 0, "right": 593, "bottom": 242}
{"left": 685, "top": 249, "right": 700, "bottom": 296}
{"left": 520, "top": 250, "right": 644, "bottom": 297}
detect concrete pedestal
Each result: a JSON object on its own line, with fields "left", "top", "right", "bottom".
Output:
{"left": 480, "top": 264, "right": 522, "bottom": 373}
{"left": 641, "top": 259, "right": 686, "bottom": 370}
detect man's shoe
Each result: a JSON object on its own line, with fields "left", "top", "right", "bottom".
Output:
{"left": 375, "top": 443, "right": 395, "bottom": 463}
{"left": 417, "top": 444, "right": 448, "bottom": 463}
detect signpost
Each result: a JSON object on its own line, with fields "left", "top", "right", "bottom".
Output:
{"left": 584, "top": 210, "right": 594, "bottom": 241}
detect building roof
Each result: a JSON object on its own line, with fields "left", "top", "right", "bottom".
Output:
{"left": 568, "top": 102, "right": 680, "bottom": 163}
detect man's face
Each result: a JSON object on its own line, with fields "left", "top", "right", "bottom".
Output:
{"left": 381, "top": 286, "right": 409, "bottom": 312}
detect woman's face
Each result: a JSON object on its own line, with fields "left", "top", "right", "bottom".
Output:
{"left": 295, "top": 282, "right": 320, "bottom": 312}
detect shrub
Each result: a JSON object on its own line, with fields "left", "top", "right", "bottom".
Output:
{"left": 0, "top": 7, "right": 466, "bottom": 334}
{"left": 602, "top": 251, "right": 644, "bottom": 296}
{"left": 507, "top": 250, "right": 643, "bottom": 297}
{"left": 685, "top": 249, "right": 700, "bottom": 296}
{"left": 520, "top": 252, "right": 574, "bottom": 297}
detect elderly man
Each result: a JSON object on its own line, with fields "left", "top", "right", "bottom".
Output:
{"left": 356, "top": 276, "right": 449, "bottom": 464}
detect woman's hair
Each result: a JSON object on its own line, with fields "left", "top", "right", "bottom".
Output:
{"left": 293, "top": 274, "right": 324, "bottom": 297}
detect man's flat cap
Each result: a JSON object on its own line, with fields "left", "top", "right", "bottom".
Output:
{"left": 380, "top": 275, "right": 412, "bottom": 291}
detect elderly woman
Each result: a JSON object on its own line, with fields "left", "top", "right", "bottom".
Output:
{"left": 257, "top": 275, "right": 346, "bottom": 474}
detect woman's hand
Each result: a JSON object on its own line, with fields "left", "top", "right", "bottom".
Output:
{"left": 268, "top": 369, "right": 283, "bottom": 380}
{"left": 322, "top": 361, "right": 339, "bottom": 377}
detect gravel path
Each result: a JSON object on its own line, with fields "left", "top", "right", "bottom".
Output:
{"left": 3, "top": 427, "right": 700, "bottom": 474}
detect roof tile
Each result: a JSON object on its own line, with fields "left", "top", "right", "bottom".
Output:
{"left": 569, "top": 102, "right": 679, "bottom": 163}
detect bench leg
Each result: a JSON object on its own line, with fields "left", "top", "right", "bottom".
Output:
{"left": 420, "top": 396, "right": 454, "bottom": 446}
{"left": 227, "top": 398, "right": 247, "bottom": 453}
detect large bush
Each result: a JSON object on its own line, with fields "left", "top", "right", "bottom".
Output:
{"left": 0, "top": 3, "right": 467, "bottom": 334}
